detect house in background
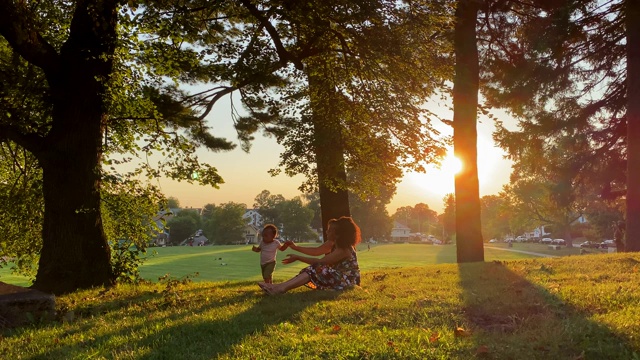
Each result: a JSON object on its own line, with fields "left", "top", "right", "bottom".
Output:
{"left": 150, "top": 208, "right": 182, "bottom": 245}
{"left": 390, "top": 221, "right": 411, "bottom": 242}
{"left": 243, "top": 209, "right": 263, "bottom": 228}
{"left": 244, "top": 224, "right": 261, "bottom": 244}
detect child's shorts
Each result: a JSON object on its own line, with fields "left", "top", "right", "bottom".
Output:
{"left": 261, "top": 261, "right": 276, "bottom": 279}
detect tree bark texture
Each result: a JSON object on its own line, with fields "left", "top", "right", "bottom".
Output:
{"left": 626, "top": 0, "right": 640, "bottom": 252}
{"left": 30, "top": 0, "right": 118, "bottom": 294}
{"left": 308, "top": 64, "right": 351, "bottom": 242}
{"left": 453, "top": 0, "right": 484, "bottom": 262}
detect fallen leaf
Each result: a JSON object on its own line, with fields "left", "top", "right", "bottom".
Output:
{"left": 476, "top": 345, "right": 489, "bottom": 355}
{"left": 429, "top": 332, "right": 440, "bottom": 343}
{"left": 332, "top": 325, "right": 341, "bottom": 333}
{"left": 633, "top": 265, "right": 638, "bottom": 273}
{"left": 454, "top": 327, "right": 470, "bottom": 337}
{"left": 373, "top": 273, "right": 388, "bottom": 281}
{"left": 573, "top": 351, "right": 585, "bottom": 360}
{"left": 313, "top": 326, "right": 320, "bottom": 332}
{"left": 387, "top": 341, "right": 395, "bottom": 347}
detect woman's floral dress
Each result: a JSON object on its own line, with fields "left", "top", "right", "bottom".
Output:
{"left": 300, "top": 246, "right": 360, "bottom": 290}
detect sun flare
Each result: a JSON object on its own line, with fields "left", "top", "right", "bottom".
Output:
{"left": 440, "top": 154, "right": 463, "bottom": 175}
{"left": 388, "top": 133, "right": 513, "bottom": 211}
{"left": 405, "top": 153, "right": 461, "bottom": 196}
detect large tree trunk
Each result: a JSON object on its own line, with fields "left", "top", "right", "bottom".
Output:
{"left": 453, "top": 0, "right": 484, "bottom": 262}
{"left": 626, "top": 0, "right": 640, "bottom": 252}
{"left": 31, "top": 0, "right": 118, "bottom": 294}
{"left": 315, "top": 135, "right": 351, "bottom": 242}
{"left": 35, "top": 120, "right": 113, "bottom": 294}
{"left": 308, "top": 63, "right": 351, "bottom": 242}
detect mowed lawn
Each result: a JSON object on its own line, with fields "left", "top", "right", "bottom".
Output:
{"left": 1, "top": 252, "right": 637, "bottom": 359}
{"left": 0, "top": 242, "right": 581, "bottom": 287}
{"left": 139, "top": 242, "right": 563, "bottom": 283}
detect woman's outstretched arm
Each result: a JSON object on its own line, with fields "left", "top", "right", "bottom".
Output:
{"left": 286, "top": 240, "right": 334, "bottom": 256}
{"left": 282, "top": 247, "right": 349, "bottom": 266}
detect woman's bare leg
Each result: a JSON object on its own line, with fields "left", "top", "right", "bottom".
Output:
{"left": 260, "top": 273, "right": 310, "bottom": 294}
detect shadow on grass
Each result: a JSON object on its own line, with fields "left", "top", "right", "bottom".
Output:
{"left": 140, "top": 287, "right": 339, "bottom": 359}
{"left": 457, "top": 260, "right": 637, "bottom": 359}
{"left": 27, "top": 282, "right": 337, "bottom": 359}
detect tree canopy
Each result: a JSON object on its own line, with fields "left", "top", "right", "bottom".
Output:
{"left": 6, "top": 0, "right": 457, "bottom": 292}
{"left": 480, "top": 0, "right": 639, "bottom": 251}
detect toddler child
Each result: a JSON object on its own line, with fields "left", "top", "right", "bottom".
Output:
{"left": 252, "top": 224, "right": 287, "bottom": 283}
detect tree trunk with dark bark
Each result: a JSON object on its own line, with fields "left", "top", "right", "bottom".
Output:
{"left": 315, "top": 136, "right": 351, "bottom": 242}
{"left": 453, "top": 0, "right": 484, "bottom": 263}
{"left": 626, "top": 0, "right": 640, "bottom": 252}
{"left": 308, "top": 64, "right": 351, "bottom": 242}
{"left": 29, "top": 0, "right": 118, "bottom": 294}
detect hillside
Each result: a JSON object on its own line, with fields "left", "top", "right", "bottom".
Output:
{"left": 1, "top": 253, "right": 638, "bottom": 359}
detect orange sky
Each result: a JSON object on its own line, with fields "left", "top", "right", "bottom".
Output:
{"left": 145, "top": 96, "right": 514, "bottom": 214}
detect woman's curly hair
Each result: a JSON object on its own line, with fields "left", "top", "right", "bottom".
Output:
{"left": 329, "top": 216, "right": 361, "bottom": 249}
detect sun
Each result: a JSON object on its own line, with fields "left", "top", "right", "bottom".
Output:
{"left": 404, "top": 153, "right": 462, "bottom": 196}
{"left": 389, "top": 133, "right": 513, "bottom": 212}
{"left": 440, "top": 154, "right": 463, "bottom": 175}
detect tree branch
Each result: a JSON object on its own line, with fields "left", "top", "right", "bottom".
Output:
{"left": 0, "top": 0, "right": 60, "bottom": 74}
{"left": 0, "top": 124, "right": 45, "bottom": 155}
{"left": 238, "top": 0, "right": 304, "bottom": 70}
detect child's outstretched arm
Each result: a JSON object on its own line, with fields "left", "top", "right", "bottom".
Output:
{"left": 252, "top": 245, "right": 261, "bottom": 252}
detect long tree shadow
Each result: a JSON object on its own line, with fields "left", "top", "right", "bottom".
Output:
{"left": 25, "top": 281, "right": 337, "bottom": 359}
{"left": 457, "top": 258, "right": 638, "bottom": 359}
{"left": 136, "top": 287, "right": 339, "bottom": 359}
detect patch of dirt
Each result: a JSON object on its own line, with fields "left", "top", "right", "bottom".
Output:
{"left": 0, "top": 282, "right": 30, "bottom": 295}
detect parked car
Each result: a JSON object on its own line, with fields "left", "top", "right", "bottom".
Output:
{"left": 552, "top": 239, "right": 565, "bottom": 245}
{"left": 600, "top": 239, "right": 615, "bottom": 248}
{"left": 541, "top": 238, "right": 553, "bottom": 244}
{"left": 580, "top": 241, "right": 600, "bottom": 249}
{"left": 488, "top": 239, "right": 498, "bottom": 243}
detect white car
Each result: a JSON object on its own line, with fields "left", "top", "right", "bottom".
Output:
{"left": 541, "top": 238, "right": 553, "bottom": 244}
{"left": 601, "top": 239, "right": 615, "bottom": 248}
{"left": 488, "top": 239, "right": 497, "bottom": 243}
{"left": 552, "top": 239, "right": 565, "bottom": 245}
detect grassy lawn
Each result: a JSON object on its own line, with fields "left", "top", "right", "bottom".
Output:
{"left": 0, "top": 252, "right": 638, "bottom": 359}
{"left": 1, "top": 242, "right": 560, "bottom": 287}
{"left": 484, "top": 242, "right": 588, "bottom": 256}
{"left": 139, "top": 242, "right": 547, "bottom": 283}
{"left": 0, "top": 242, "right": 590, "bottom": 287}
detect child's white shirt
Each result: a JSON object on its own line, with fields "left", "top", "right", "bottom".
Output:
{"left": 259, "top": 239, "right": 281, "bottom": 265}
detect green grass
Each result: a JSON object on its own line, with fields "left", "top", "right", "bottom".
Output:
{"left": 1, "top": 252, "right": 638, "bottom": 359}
{"left": 484, "top": 242, "right": 586, "bottom": 256}
{"left": 0, "top": 243, "right": 560, "bottom": 287}
{"left": 139, "top": 242, "right": 548, "bottom": 283}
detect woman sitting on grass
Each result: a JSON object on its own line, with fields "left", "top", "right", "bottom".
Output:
{"left": 258, "top": 216, "right": 361, "bottom": 295}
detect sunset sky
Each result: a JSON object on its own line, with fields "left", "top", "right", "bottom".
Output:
{"left": 149, "top": 96, "right": 514, "bottom": 214}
